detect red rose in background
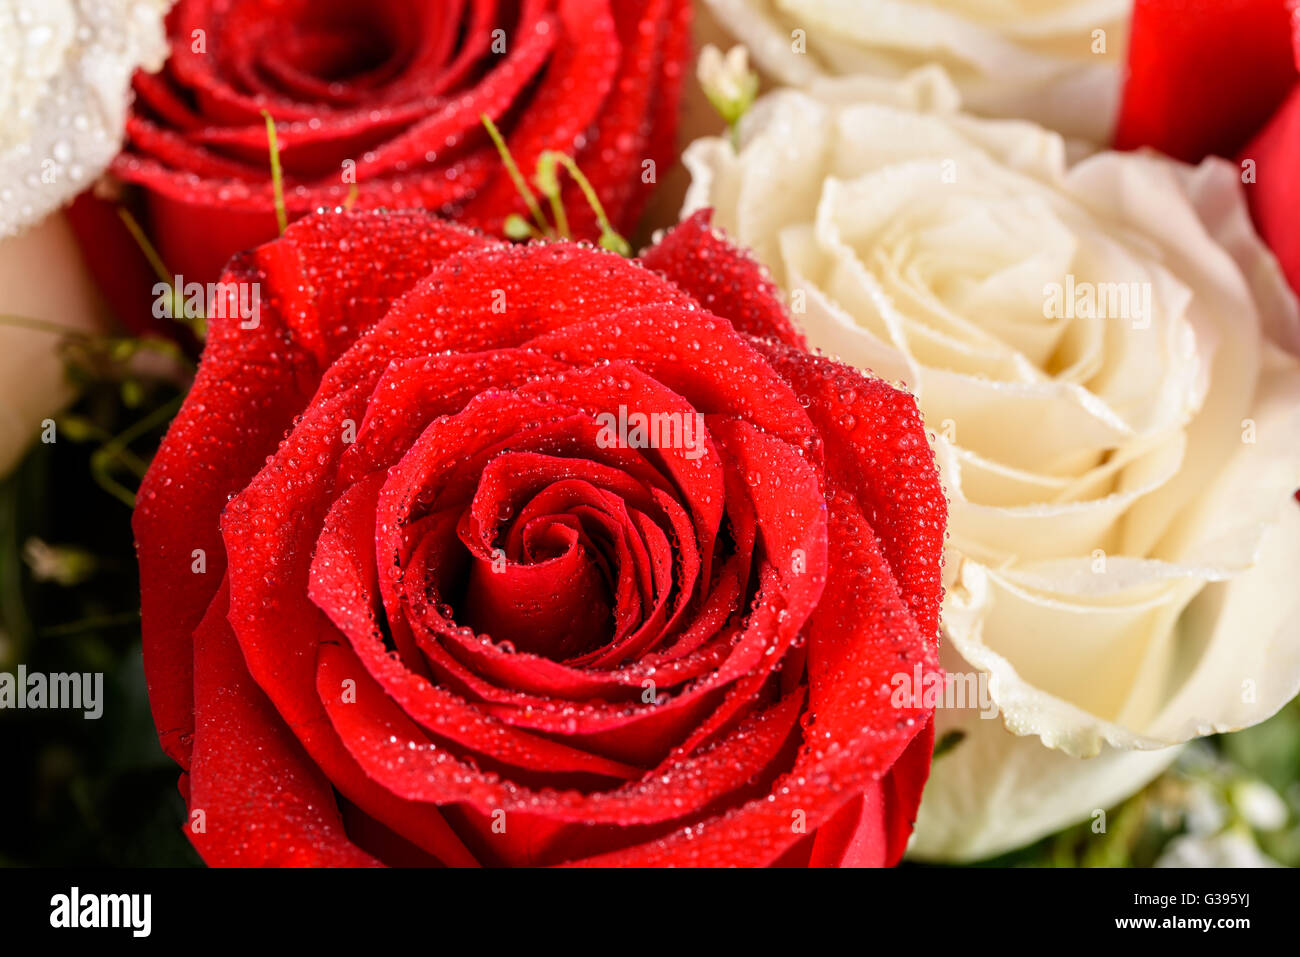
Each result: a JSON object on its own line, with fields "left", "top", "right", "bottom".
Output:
{"left": 87, "top": 0, "right": 688, "bottom": 288}
{"left": 134, "top": 208, "right": 945, "bottom": 866}
{"left": 1116, "top": 0, "right": 1300, "bottom": 299}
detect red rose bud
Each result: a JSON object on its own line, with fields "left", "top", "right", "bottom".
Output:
{"left": 134, "top": 208, "right": 947, "bottom": 867}
{"left": 1116, "top": 0, "right": 1300, "bottom": 297}
{"left": 103, "top": 0, "right": 691, "bottom": 287}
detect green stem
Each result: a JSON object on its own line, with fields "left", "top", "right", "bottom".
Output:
{"left": 41, "top": 610, "right": 141, "bottom": 638}
{"left": 481, "top": 113, "right": 550, "bottom": 235}
{"left": 91, "top": 394, "right": 185, "bottom": 509}
{"left": 261, "top": 110, "right": 289, "bottom": 234}
{"left": 0, "top": 314, "right": 92, "bottom": 340}
{"left": 117, "top": 208, "right": 206, "bottom": 339}
{"left": 534, "top": 152, "right": 570, "bottom": 240}
{"left": 545, "top": 186, "right": 570, "bottom": 241}
{"left": 116, "top": 207, "right": 173, "bottom": 288}
{"left": 89, "top": 460, "right": 138, "bottom": 510}
{"left": 542, "top": 151, "right": 631, "bottom": 255}
{"left": 0, "top": 472, "right": 32, "bottom": 665}
{"left": 0, "top": 317, "right": 196, "bottom": 379}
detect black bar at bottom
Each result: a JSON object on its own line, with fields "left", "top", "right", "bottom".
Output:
{"left": 0, "top": 865, "right": 1279, "bottom": 943}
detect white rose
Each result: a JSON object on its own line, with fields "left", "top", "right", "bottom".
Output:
{"left": 0, "top": 0, "right": 172, "bottom": 475}
{"left": 682, "top": 68, "right": 1300, "bottom": 861}
{"left": 695, "top": 0, "right": 1131, "bottom": 142}
{"left": 1, "top": 0, "right": 171, "bottom": 236}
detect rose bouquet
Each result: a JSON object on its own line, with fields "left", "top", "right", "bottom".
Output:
{"left": 1, "top": 0, "right": 1298, "bottom": 872}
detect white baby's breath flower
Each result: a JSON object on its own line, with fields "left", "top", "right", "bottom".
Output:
{"left": 1231, "top": 780, "right": 1289, "bottom": 831}
{"left": 1156, "top": 830, "right": 1282, "bottom": 868}
{"left": 682, "top": 68, "right": 1300, "bottom": 861}
{"left": 697, "top": 43, "right": 760, "bottom": 127}
{"left": 1182, "top": 781, "right": 1226, "bottom": 836}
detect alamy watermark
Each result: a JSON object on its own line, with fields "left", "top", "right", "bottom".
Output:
{"left": 0, "top": 666, "right": 103, "bottom": 719}
{"left": 890, "top": 664, "right": 999, "bottom": 719}
{"left": 152, "top": 275, "right": 261, "bottom": 329}
{"left": 1043, "top": 275, "right": 1152, "bottom": 328}
{"left": 50, "top": 887, "right": 150, "bottom": 937}
{"left": 595, "top": 405, "right": 707, "bottom": 460}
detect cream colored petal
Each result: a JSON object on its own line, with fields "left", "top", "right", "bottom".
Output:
{"left": 1145, "top": 497, "right": 1300, "bottom": 742}
{"left": 805, "top": 65, "right": 965, "bottom": 113}
{"left": 953, "top": 425, "right": 1170, "bottom": 509}
{"left": 945, "top": 442, "right": 1082, "bottom": 507}
{"left": 684, "top": 91, "right": 835, "bottom": 273}
{"left": 1064, "top": 156, "right": 1268, "bottom": 556}
{"left": 775, "top": 225, "right": 920, "bottom": 384}
{"left": 949, "top": 433, "right": 1185, "bottom": 561}
{"left": 919, "top": 369, "right": 1131, "bottom": 474}
{"left": 1158, "top": 343, "right": 1300, "bottom": 570}
{"left": 698, "top": 0, "right": 826, "bottom": 87}
{"left": 1178, "top": 151, "right": 1300, "bottom": 358}
{"left": 699, "top": 0, "right": 1130, "bottom": 141}
{"left": 908, "top": 638, "right": 1179, "bottom": 862}
{"left": 945, "top": 493, "right": 1300, "bottom": 757}
{"left": 943, "top": 554, "right": 1199, "bottom": 752}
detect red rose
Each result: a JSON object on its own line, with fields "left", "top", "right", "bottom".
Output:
{"left": 1116, "top": 0, "right": 1300, "bottom": 299}
{"left": 135, "top": 208, "right": 945, "bottom": 867}
{"left": 103, "top": 0, "right": 690, "bottom": 285}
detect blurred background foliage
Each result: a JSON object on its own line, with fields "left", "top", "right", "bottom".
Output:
{"left": 0, "top": 374, "right": 1295, "bottom": 868}
{"left": 0, "top": 377, "right": 199, "bottom": 867}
